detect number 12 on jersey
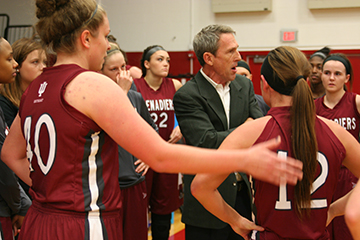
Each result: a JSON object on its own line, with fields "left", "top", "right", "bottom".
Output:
{"left": 275, "top": 150, "right": 329, "bottom": 210}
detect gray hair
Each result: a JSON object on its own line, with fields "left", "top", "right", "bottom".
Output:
{"left": 193, "top": 24, "right": 235, "bottom": 66}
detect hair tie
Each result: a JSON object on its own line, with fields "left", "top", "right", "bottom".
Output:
{"left": 296, "top": 75, "right": 304, "bottom": 81}
{"left": 144, "top": 46, "right": 165, "bottom": 61}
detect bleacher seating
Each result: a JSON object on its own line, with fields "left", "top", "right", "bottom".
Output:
{"left": 0, "top": 13, "right": 35, "bottom": 44}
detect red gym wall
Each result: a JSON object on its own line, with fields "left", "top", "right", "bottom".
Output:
{"left": 127, "top": 49, "right": 360, "bottom": 95}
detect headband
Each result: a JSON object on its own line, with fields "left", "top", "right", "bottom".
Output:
{"left": 261, "top": 56, "right": 301, "bottom": 96}
{"left": 237, "top": 61, "right": 251, "bottom": 74}
{"left": 84, "top": 5, "right": 98, "bottom": 25}
{"left": 144, "top": 46, "right": 165, "bottom": 61}
{"left": 323, "top": 55, "right": 351, "bottom": 75}
{"left": 310, "top": 51, "right": 326, "bottom": 60}
{"left": 106, "top": 48, "right": 120, "bottom": 56}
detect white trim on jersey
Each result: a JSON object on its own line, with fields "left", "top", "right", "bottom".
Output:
{"left": 88, "top": 210, "right": 103, "bottom": 240}
{"left": 87, "top": 132, "right": 103, "bottom": 239}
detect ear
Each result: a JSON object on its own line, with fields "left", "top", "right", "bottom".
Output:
{"left": 203, "top": 52, "right": 215, "bottom": 66}
{"left": 80, "top": 30, "right": 92, "bottom": 49}
{"left": 345, "top": 74, "right": 350, "bottom": 84}
{"left": 260, "top": 75, "right": 269, "bottom": 92}
{"left": 248, "top": 73, "right": 253, "bottom": 81}
{"left": 144, "top": 60, "right": 150, "bottom": 70}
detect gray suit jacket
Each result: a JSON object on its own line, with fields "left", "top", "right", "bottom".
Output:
{"left": 173, "top": 71, "right": 263, "bottom": 229}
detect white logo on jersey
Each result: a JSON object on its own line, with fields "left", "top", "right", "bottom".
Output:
{"left": 38, "top": 81, "right": 48, "bottom": 97}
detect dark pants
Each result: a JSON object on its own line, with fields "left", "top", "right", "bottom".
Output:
{"left": 185, "top": 182, "right": 252, "bottom": 240}
{"left": 151, "top": 213, "right": 172, "bottom": 240}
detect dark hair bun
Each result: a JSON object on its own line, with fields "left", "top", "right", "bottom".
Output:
{"left": 318, "top": 47, "right": 331, "bottom": 56}
{"left": 36, "top": 0, "right": 69, "bottom": 18}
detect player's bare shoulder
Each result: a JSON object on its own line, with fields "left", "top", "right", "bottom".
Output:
{"left": 317, "top": 115, "right": 352, "bottom": 142}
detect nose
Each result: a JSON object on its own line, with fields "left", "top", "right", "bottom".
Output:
{"left": 329, "top": 73, "right": 335, "bottom": 80}
{"left": 40, "top": 62, "right": 46, "bottom": 70}
{"left": 13, "top": 59, "right": 18, "bottom": 69}
{"left": 235, "top": 51, "right": 241, "bottom": 62}
{"left": 163, "top": 62, "right": 169, "bottom": 70}
{"left": 312, "top": 66, "right": 317, "bottom": 73}
{"left": 106, "top": 40, "right": 111, "bottom": 51}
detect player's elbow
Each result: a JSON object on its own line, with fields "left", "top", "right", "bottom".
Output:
{"left": 345, "top": 201, "right": 360, "bottom": 234}
{"left": 190, "top": 177, "right": 205, "bottom": 201}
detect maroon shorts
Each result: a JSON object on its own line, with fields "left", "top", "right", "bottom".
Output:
{"left": 121, "top": 180, "right": 148, "bottom": 240}
{"left": 327, "top": 166, "right": 357, "bottom": 240}
{"left": 18, "top": 202, "right": 123, "bottom": 240}
{"left": 146, "top": 169, "right": 183, "bottom": 214}
{"left": 0, "top": 216, "right": 13, "bottom": 240}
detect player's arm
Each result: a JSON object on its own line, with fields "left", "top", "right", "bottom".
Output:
{"left": 192, "top": 117, "right": 280, "bottom": 238}
{"left": 345, "top": 180, "right": 360, "bottom": 239}
{"left": 355, "top": 94, "right": 360, "bottom": 116}
{"left": 65, "top": 72, "right": 303, "bottom": 179}
{"left": 1, "top": 115, "right": 31, "bottom": 186}
{"left": 168, "top": 79, "right": 183, "bottom": 144}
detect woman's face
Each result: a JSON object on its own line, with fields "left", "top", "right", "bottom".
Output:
{"left": 101, "top": 52, "right": 126, "bottom": 82}
{"left": 145, "top": 50, "right": 170, "bottom": 77}
{"left": 309, "top": 56, "right": 324, "bottom": 86}
{"left": 321, "top": 60, "right": 349, "bottom": 93}
{"left": 89, "top": 15, "right": 111, "bottom": 71}
{"left": 19, "top": 49, "right": 47, "bottom": 85}
{"left": 0, "top": 39, "right": 18, "bottom": 83}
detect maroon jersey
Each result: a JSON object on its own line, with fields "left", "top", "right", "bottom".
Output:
{"left": 134, "top": 77, "right": 175, "bottom": 141}
{"left": 133, "top": 77, "right": 182, "bottom": 215}
{"left": 252, "top": 107, "right": 345, "bottom": 240}
{"left": 315, "top": 91, "right": 360, "bottom": 139}
{"left": 19, "top": 64, "right": 121, "bottom": 213}
{"left": 315, "top": 91, "right": 358, "bottom": 240}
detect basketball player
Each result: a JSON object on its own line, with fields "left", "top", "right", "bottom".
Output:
{"left": 0, "top": 36, "right": 31, "bottom": 240}
{"left": 315, "top": 53, "right": 359, "bottom": 240}
{"left": 101, "top": 42, "right": 155, "bottom": 240}
{"left": 134, "top": 45, "right": 183, "bottom": 240}
{"left": 309, "top": 47, "right": 330, "bottom": 99}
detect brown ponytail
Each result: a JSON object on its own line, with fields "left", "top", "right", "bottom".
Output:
{"left": 268, "top": 46, "right": 317, "bottom": 217}
{"left": 291, "top": 78, "right": 318, "bottom": 216}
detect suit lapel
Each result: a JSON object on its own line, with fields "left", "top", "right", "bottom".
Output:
{"left": 229, "top": 79, "right": 243, "bottom": 128}
{"left": 195, "top": 72, "right": 228, "bottom": 130}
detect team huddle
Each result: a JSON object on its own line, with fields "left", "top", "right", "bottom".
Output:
{"left": 0, "top": 0, "right": 359, "bottom": 240}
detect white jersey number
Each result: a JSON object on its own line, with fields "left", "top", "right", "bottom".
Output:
{"left": 275, "top": 150, "right": 328, "bottom": 210}
{"left": 24, "top": 114, "right": 57, "bottom": 175}
{"left": 150, "top": 112, "right": 168, "bottom": 128}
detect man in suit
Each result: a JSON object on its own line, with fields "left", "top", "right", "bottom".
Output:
{"left": 173, "top": 24, "right": 263, "bottom": 240}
